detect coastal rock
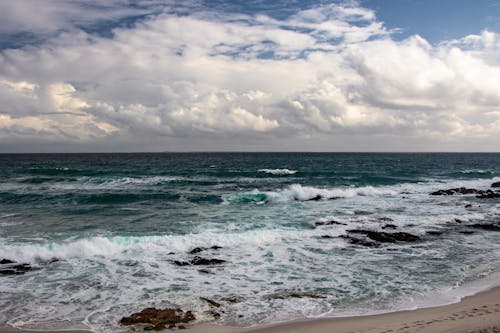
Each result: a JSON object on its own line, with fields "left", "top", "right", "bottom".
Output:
{"left": 339, "top": 235, "right": 379, "bottom": 248}
{"left": 172, "top": 256, "right": 226, "bottom": 266}
{"left": 0, "top": 261, "right": 33, "bottom": 276}
{"left": 492, "top": 182, "right": 500, "bottom": 188}
{"left": 430, "top": 187, "right": 481, "bottom": 196}
{"left": 476, "top": 190, "right": 500, "bottom": 199}
{"left": 381, "top": 224, "right": 397, "bottom": 230}
{"left": 191, "top": 256, "right": 226, "bottom": 265}
{"left": 200, "top": 297, "right": 221, "bottom": 308}
{"left": 265, "top": 291, "right": 325, "bottom": 300}
{"left": 189, "top": 246, "right": 222, "bottom": 254}
{"left": 347, "top": 230, "right": 420, "bottom": 243}
{"left": 469, "top": 223, "right": 500, "bottom": 231}
{"left": 314, "top": 220, "right": 347, "bottom": 227}
{"left": 426, "top": 231, "right": 443, "bottom": 236}
{"left": 0, "top": 258, "right": 16, "bottom": 265}
{"left": 120, "top": 307, "right": 195, "bottom": 331}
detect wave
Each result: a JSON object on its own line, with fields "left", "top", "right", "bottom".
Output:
{"left": 0, "top": 230, "right": 286, "bottom": 262}
{"left": 258, "top": 169, "right": 297, "bottom": 176}
{"left": 226, "top": 184, "right": 397, "bottom": 204}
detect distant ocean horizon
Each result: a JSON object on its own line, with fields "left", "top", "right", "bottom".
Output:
{"left": 1, "top": 153, "right": 500, "bottom": 332}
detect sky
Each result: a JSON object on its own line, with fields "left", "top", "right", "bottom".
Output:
{"left": 0, "top": 0, "right": 500, "bottom": 152}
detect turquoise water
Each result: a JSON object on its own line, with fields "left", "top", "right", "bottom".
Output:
{"left": 1, "top": 153, "right": 500, "bottom": 332}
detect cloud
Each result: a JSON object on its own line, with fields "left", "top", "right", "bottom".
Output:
{"left": 0, "top": 1, "right": 499, "bottom": 151}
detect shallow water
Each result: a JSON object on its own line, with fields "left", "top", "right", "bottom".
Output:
{"left": 1, "top": 153, "right": 500, "bottom": 332}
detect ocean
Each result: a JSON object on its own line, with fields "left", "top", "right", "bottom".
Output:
{"left": 1, "top": 153, "right": 500, "bottom": 332}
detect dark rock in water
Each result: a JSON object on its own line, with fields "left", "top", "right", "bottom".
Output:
{"left": 469, "top": 223, "right": 500, "bottom": 231}
{"left": 379, "top": 217, "right": 394, "bottom": 222}
{"left": 189, "top": 245, "right": 223, "bottom": 254}
{"left": 0, "top": 258, "right": 16, "bottom": 265}
{"left": 426, "top": 231, "right": 443, "bottom": 236}
{"left": 303, "top": 195, "right": 323, "bottom": 201}
{"left": 459, "top": 230, "right": 475, "bottom": 235}
{"left": 221, "top": 296, "right": 242, "bottom": 304}
{"left": 454, "top": 219, "right": 463, "bottom": 223}
{"left": 191, "top": 256, "right": 226, "bottom": 265}
{"left": 347, "top": 230, "right": 420, "bottom": 243}
{"left": 200, "top": 297, "right": 221, "bottom": 307}
{"left": 339, "top": 235, "right": 379, "bottom": 248}
{"left": 120, "top": 308, "right": 195, "bottom": 331}
{"left": 265, "top": 291, "right": 326, "bottom": 300}
{"left": 189, "top": 247, "right": 204, "bottom": 254}
{"left": 0, "top": 263, "right": 33, "bottom": 275}
{"left": 476, "top": 190, "right": 500, "bottom": 199}
{"left": 209, "top": 310, "right": 220, "bottom": 319}
{"left": 381, "top": 224, "right": 397, "bottom": 230}
{"left": 430, "top": 187, "right": 481, "bottom": 196}
{"left": 318, "top": 235, "right": 334, "bottom": 239}
{"left": 492, "top": 182, "right": 500, "bottom": 188}
{"left": 172, "top": 260, "right": 190, "bottom": 267}
{"left": 198, "top": 269, "right": 211, "bottom": 274}
{"left": 314, "top": 220, "right": 347, "bottom": 227}
{"left": 465, "top": 204, "right": 472, "bottom": 208}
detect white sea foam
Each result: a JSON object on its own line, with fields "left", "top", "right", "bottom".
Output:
{"left": 258, "top": 168, "right": 297, "bottom": 175}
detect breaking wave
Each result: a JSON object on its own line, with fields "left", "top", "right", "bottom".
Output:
{"left": 258, "top": 169, "right": 297, "bottom": 175}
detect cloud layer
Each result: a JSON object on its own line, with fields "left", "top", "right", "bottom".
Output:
{"left": 0, "top": 1, "right": 499, "bottom": 152}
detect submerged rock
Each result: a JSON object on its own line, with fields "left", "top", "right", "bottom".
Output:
{"left": 189, "top": 245, "right": 223, "bottom": 254}
{"left": 339, "top": 235, "right": 379, "bottom": 248}
{"left": 191, "top": 256, "right": 226, "bottom": 265}
{"left": 314, "top": 220, "right": 347, "bottom": 226}
{"left": 347, "top": 230, "right": 420, "bottom": 243}
{"left": 492, "top": 182, "right": 500, "bottom": 188}
{"left": 0, "top": 261, "right": 33, "bottom": 276}
{"left": 0, "top": 258, "right": 16, "bottom": 265}
{"left": 200, "top": 297, "right": 221, "bottom": 308}
{"left": 120, "top": 307, "right": 195, "bottom": 331}
{"left": 469, "top": 223, "right": 500, "bottom": 231}
{"left": 381, "top": 224, "right": 397, "bottom": 230}
{"left": 265, "top": 291, "right": 326, "bottom": 300}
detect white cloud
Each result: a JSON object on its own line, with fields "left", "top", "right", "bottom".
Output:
{"left": 0, "top": 1, "right": 500, "bottom": 151}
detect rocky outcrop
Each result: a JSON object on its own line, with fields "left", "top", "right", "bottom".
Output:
{"left": 0, "top": 259, "right": 34, "bottom": 276}
{"left": 172, "top": 256, "right": 226, "bottom": 266}
{"left": 120, "top": 307, "right": 195, "bottom": 331}
{"left": 265, "top": 291, "right": 326, "bottom": 300}
{"left": 347, "top": 230, "right": 420, "bottom": 243}
{"left": 189, "top": 246, "right": 223, "bottom": 254}
{"left": 430, "top": 188, "right": 481, "bottom": 195}
{"left": 430, "top": 187, "right": 500, "bottom": 198}
{"left": 314, "top": 220, "right": 347, "bottom": 226}
{"left": 492, "top": 182, "right": 500, "bottom": 188}
{"left": 469, "top": 223, "right": 500, "bottom": 231}
{"left": 200, "top": 297, "right": 221, "bottom": 307}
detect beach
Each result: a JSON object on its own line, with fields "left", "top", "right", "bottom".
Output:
{"left": 1, "top": 286, "right": 500, "bottom": 333}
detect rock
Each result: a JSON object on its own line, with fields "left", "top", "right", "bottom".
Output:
{"left": 173, "top": 256, "right": 226, "bottom": 266}
{"left": 0, "top": 259, "right": 16, "bottom": 265}
{"left": 189, "top": 246, "right": 223, "bottom": 254}
{"left": 465, "top": 204, "right": 472, "bottom": 208}
{"left": 318, "top": 235, "right": 334, "bottom": 239}
{"left": 191, "top": 256, "right": 226, "bottom": 265}
{"left": 492, "top": 182, "right": 500, "bottom": 188}
{"left": 469, "top": 223, "right": 500, "bottom": 231}
{"left": 347, "top": 230, "right": 420, "bottom": 243}
{"left": 476, "top": 190, "right": 500, "bottom": 199}
{"left": 379, "top": 217, "right": 394, "bottom": 222}
{"left": 459, "top": 230, "right": 475, "bottom": 235}
{"left": 430, "top": 187, "right": 481, "bottom": 196}
{"left": 198, "top": 269, "right": 211, "bottom": 274}
{"left": 221, "top": 296, "right": 242, "bottom": 304}
{"left": 426, "top": 231, "right": 443, "bottom": 236}
{"left": 265, "top": 291, "right": 326, "bottom": 300}
{"left": 172, "top": 260, "right": 190, "bottom": 267}
{"left": 314, "top": 220, "right": 347, "bottom": 226}
{"left": 454, "top": 219, "right": 463, "bottom": 223}
{"left": 0, "top": 263, "right": 33, "bottom": 275}
{"left": 381, "top": 224, "right": 397, "bottom": 230}
{"left": 200, "top": 297, "right": 221, "bottom": 307}
{"left": 304, "top": 195, "right": 323, "bottom": 201}
{"left": 120, "top": 308, "right": 195, "bottom": 330}
{"left": 209, "top": 310, "right": 220, "bottom": 319}
{"left": 339, "top": 235, "right": 379, "bottom": 248}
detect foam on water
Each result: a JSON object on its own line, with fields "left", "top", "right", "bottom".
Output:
{"left": 258, "top": 169, "right": 297, "bottom": 175}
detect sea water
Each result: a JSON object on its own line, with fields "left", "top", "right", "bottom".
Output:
{"left": 1, "top": 153, "right": 500, "bottom": 332}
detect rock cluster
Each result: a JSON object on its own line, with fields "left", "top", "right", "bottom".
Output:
{"left": 120, "top": 307, "right": 195, "bottom": 331}
{"left": 0, "top": 259, "right": 33, "bottom": 275}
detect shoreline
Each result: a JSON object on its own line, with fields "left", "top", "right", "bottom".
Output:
{"left": 2, "top": 286, "right": 500, "bottom": 333}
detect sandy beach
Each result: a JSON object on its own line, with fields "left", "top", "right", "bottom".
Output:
{"left": 2, "top": 286, "right": 499, "bottom": 333}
